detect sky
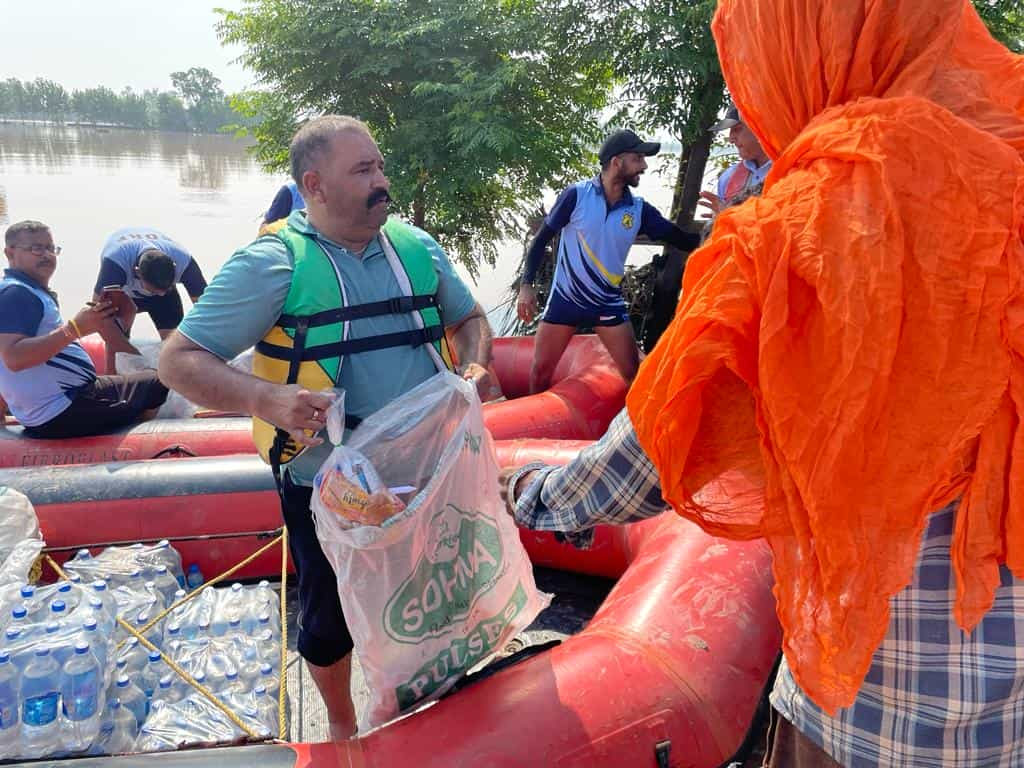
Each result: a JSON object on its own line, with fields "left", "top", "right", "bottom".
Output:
{"left": 0, "top": 0, "right": 252, "bottom": 94}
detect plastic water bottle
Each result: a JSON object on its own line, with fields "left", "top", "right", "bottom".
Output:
{"left": 5, "top": 628, "right": 27, "bottom": 672}
{"left": 256, "top": 612, "right": 280, "bottom": 641}
{"left": 77, "top": 617, "right": 106, "bottom": 671}
{"left": 49, "top": 599, "right": 68, "bottom": 626}
{"left": 117, "top": 637, "right": 147, "bottom": 676}
{"left": 112, "top": 676, "right": 147, "bottom": 730}
{"left": 257, "top": 662, "right": 279, "bottom": 692}
{"left": 150, "top": 540, "right": 184, "bottom": 584}
{"left": 74, "top": 548, "right": 92, "bottom": 562}
{"left": 237, "top": 644, "right": 263, "bottom": 689}
{"left": 251, "top": 684, "right": 276, "bottom": 732}
{"left": 19, "top": 584, "right": 41, "bottom": 621}
{"left": 97, "top": 698, "right": 137, "bottom": 755}
{"left": 60, "top": 641, "right": 102, "bottom": 752}
{"left": 84, "top": 595, "right": 116, "bottom": 640}
{"left": 140, "top": 651, "right": 164, "bottom": 699}
{"left": 56, "top": 581, "right": 80, "bottom": 612}
{"left": 152, "top": 566, "right": 179, "bottom": 607}
{"left": 8, "top": 604, "right": 31, "bottom": 638}
{"left": 0, "top": 652, "right": 20, "bottom": 758}
{"left": 222, "top": 666, "right": 244, "bottom": 696}
{"left": 186, "top": 564, "right": 204, "bottom": 590}
{"left": 21, "top": 647, "right": 61, "bottom": 757}
{"left": 43, "top": 622, "right": 73, "bottom": 668}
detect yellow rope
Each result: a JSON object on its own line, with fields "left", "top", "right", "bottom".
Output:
{"left": 278, "top": 525, "right": 289, "bottom": 739}
{"left": 112, "top": 533, "right": 284, "bottom": 653}
{"left": 45, "top": 547, "right": 291, "bottom": 743}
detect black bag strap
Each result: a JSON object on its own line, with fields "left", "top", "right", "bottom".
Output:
{"left": 277, "top": 294, "right": 438, "bottom": 329}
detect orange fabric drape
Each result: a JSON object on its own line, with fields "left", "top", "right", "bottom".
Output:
{"left": 627, "top": 0, "right": 1024, "bottom": 714}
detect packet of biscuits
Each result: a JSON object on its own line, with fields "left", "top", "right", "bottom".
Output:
{"left": 312, "top": 391, "right": 414, "bottom": 528}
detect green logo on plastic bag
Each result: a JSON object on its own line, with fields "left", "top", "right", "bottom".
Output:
{"left": 395, "top": 583, "right": 527, "bottom": 710}
{"left": 384, "top": 503, "right": 505, "bottom": 643}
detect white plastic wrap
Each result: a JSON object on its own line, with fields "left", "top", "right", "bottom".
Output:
{"left": 0, "top": 487, "right": 42, "bottom": 590}
{"left": 314, "top": 372, "right": 551, "bottom": 730}
{"left": 115, "top": 340, "right": 252, "bottom": 420}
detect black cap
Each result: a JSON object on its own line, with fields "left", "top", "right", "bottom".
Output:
{"left": 598, "top": 129, "right": 661, "bottom": 165}
{"left": 709, "top": 104, "right": 741, "bottom": 132}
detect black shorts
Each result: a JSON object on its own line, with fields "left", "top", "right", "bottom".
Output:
{"left": 280, "top": 474, "right": 354, "bottom": 667}
{"left": 133, "top": 291, "right": 184, "bottom": 331}
{"left": 24, "top": 371, "right": 169, "bottom": 439}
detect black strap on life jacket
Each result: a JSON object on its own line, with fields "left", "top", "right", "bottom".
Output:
{"left": 276, "top": 294, "right": 438, "bottom": 329}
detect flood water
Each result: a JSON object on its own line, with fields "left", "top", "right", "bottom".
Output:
{"left": 0, "top": 122, "right": 675, "bottom": 338}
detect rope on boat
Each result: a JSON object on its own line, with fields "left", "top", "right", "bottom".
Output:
{"left": 112, "top": 533, "right": 285, "bottom": 653}
{"left": 45, "top": 536, "right": 295, "bottom": 743}
{"left": 278, "top": 525, "right": 288, "bottom": 740}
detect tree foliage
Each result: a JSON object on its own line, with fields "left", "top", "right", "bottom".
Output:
{"left": 218, "top": 0, "right": 613, "bottom": 273}
{"left": 974, "top": 0, "right": 1024, "bottom": 52}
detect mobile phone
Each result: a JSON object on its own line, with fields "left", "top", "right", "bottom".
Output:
{"left": 100, "top": 284, "right": 125, "bottom": 300}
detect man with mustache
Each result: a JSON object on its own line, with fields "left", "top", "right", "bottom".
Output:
{"left": 516, "top": 129, "right": 701, "bottom": 392}
{"left": 159, "top": 115, "right": 493, "bottom": 740}
{"left": 0, "top": 220, "right": 168, "bottom": 438}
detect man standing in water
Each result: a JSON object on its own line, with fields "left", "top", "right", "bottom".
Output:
{"left": 160, "top": 115, "right": 493, "bottom": 740}
{"left": 516, "top": 129, "right": 700, "bottom": 392}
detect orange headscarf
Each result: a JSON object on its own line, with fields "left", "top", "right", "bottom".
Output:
{"left": 627, "top": 0, "right": 1024, "bottom": 713}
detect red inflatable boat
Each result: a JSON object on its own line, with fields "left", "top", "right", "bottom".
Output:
{"left": 0, "top": 335, "right": 625, "bottom": 468}
{"left": 0, "top": 442, "right": 781, "bottom": 768}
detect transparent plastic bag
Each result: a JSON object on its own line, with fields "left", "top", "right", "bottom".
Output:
{"left": 0, "top": 487, "right": 42, "bottom": 592}
{"left": 314, "top": 372, "right": 550, "bottom": 730}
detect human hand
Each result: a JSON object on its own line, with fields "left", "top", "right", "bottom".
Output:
{"left": 255, "top": 385, "right": 336, "bottom": 448}
{"left": 70, "top": 301, "right": 117, "bottom": 337}
{"left": 516, "top": 284, "right": 539, "bottom": 324}
{"left": 459, "top": 362, "right": 496, "bottom": 401}
{"left": 498, "top": 466, "right": 538, "bottom": 516}
{"left": 698, "top": 191, "right": 724, "bottom": 219}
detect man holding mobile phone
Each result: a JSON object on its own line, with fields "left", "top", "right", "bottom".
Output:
{"left": 1, "top": 220, "right": 168, "bottom": 438}
{"left": 93, "top": 226, "right": 208, "bottom": 372}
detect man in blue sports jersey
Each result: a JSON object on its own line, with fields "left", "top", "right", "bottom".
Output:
{"left": 92, "top": 227, "right": 208, "bottom": 372}
{"left": 516, "top": 129, "right": 701, "bottom": 392}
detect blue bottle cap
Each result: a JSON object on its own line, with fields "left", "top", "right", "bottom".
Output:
{"left": 20, "top": 585, "right": 34, "bottom": 598}
{"left": 5, "top": 628, "right": 20, "bottom": 641}
{"left": 148, "top": 651, "right": 161, "bottom": 663}
{"left": 258, "top": 613, "right": 270, "bottom": 624}
{"left": 34, "top": 647, "right": 49, "bottom": 656}
{"left": 193, "top": 671, "right": 206, "bottom": 684}
{"left": 44, "top": 622, "right": 59, "bottom": 635}
{"left": 159, "top": 675, "right": 173, "bottom": 689}
{"left": 50, "top": 600, "right": 66, "bottom": 613}
{"left": 116, "top": 675, "right": 129, "bottom": 687}
{"left": 11, "top": 605, "right": 26, "bottom": 620}
{"left": 158, "top": 539, "right": 170, "bottom": 548}
{"left": 188, "top": 564, "right": 200, "bottom": 572}
{"left": 57, "top": 581, "right": 71, "bottom": 593}
{"left": 110, "top": 698, "right": 122, "bottom": 709}
{"left": 76, "top": 548, "right": 91, "bottom": 559}
{"left": 0, "top": 651, "right": 9, "bottom": 664}
{"left": 254, "top": 684, "right": 266, "bottom": 696}
{"left": 74, "top": 641, "right": 89, "bottom": 655}
{"left": 82, "top": 617, "right": 98, "bottom": 631}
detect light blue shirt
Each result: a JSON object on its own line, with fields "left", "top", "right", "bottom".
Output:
{"left": 716, "top": 158, "right": 773, "bottom": 201}
{"left": 178, "top": 211, "right": 477, "bottom": 485}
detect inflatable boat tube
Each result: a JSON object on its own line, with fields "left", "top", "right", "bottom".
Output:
{"left": 0, "top": 336, "right": 625, "bottom": 468}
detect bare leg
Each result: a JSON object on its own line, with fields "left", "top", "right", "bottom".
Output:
{"left": 529, "top": 322, "right": 577, "bottom": 394}
{"left": 307, "top": 653, "right": 358, "bottom": 741}
{"left": 157, "top": 328, "right": 174, "bottom": 341}
{"left": 595, "top": 322, "right": 641, "bottom": 384}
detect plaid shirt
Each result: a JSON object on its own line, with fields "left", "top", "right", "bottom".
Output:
{"left": 512, "top": 410, "right": 1024, "bottom": 767}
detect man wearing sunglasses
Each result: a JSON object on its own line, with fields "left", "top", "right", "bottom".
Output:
{"left": 0, "top": 220, "right": 168, "bottom": 438}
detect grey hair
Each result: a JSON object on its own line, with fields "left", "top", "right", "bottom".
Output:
{"left": 290, "top": 115, "right": 372, "bottom": 191}
{"left": 5, "top": 220, "right": 50, "bottom": 247}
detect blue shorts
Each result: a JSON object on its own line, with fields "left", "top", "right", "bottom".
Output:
{"left": 541, "top": 289, "right": 628, "bottom": 328}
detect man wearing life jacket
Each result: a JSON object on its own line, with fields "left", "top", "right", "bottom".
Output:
{"left": 159, "top": 115, "right": 494, "bottom": 741}
{"left": 92, "top": 227, "right": 208, "bottom": 373}
{"left": 0, "top": 220, "right": 169, "bottom": 437}
{"left": 261, "top": 180, "right": 306, "bottom": 235}
{"left": 698, "top": 104, "right": 772, "bottom": 219}
{"left": 516, "top": 129, "right": 701, "bottom": 393}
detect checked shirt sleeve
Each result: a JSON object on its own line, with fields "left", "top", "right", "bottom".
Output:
{"left": 510, "top": 408, "right": 667, "bottom": 547}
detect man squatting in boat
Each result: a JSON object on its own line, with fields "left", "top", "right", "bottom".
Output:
{"left": 503, "top": 0, "right": 1024, "bottom": 765}
{"left": 159, "top": 114, "right": 495, "bottom": 741}
{"left": 0, "top": 220, "right": 169, "bottom": 438}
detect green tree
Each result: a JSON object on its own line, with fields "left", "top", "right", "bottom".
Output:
{"left": 156, "top": 91, "right": 191, "bottom": 132}
{"left": 171, "top": 66, "right": 234, "bottom": 132}
{"left": 974, "top": 0, "right": 1024, "bottom": 52}
{"left": 218, "top": 0, "right": 613, "bottom": 272}
{"left": 0, "top": 79, "right": 27, "bottom": 117}
{"left": 117, "top": 87, "right": 151, "bottom": 128}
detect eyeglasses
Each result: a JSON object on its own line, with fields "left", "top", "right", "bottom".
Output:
{"left": 13, "top": 244, "right": 61, "bottom": 256}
